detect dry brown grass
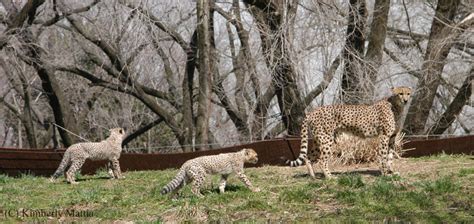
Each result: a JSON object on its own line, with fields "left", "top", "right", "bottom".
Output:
{"left": 331, "top": 132, "right": 406, "bottom": 165}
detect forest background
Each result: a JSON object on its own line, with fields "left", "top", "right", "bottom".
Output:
{"left": 0, "top": 0, "right": 472, "bottom": 153}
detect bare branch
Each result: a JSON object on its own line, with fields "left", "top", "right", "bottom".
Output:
{"left": 428, "top": 66, "right": 474, "bottom": 135}
{"left": 304, "top": 55, "right": 341, "bottom": 106}
{"left": 383, "top": 47, "right": 421, "bottom": 79}
{"left": 40, "top": 0, "right": 100, "bottom": 27}
{"left": 123, "top": 117, "right": 164, "bottom": 147}
{"left": 118, "top": 0, "right": 190, "bottom": 52}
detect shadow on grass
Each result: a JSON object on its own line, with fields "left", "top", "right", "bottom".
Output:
{"left": 53, "top": 175, "right": 113, "bottom": 184}
{"left": 168, "top": 185, "right": 247, "bottom": 200}
{"left": 76, "top": 176, "right": 113, "bottom": 181}
{"left": 207, "top": 184, "right": 245, "bottom": 194}
{"left": 293, "top": 169, "right": 382, "bottom": 179}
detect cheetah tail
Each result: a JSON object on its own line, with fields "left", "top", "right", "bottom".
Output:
{"left": 50, "top": 151, "right": 71, "bottom": 180}
{"left": 285, "top": 119, "right": 309, "bottom": 167}
{"left": 161, "top": 169, "right": 186, "bottom": 195}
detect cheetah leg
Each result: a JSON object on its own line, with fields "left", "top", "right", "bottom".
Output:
{"left": 107, "top": 161, "right": 114, "bottom": 178}
{"left": 236, "top": 171, "right": 260, "bottom": 192}
{"left": 387, "top": 134, "right": 398, "bottom": 175}
{"left": 110, "top": 158, "right": 123, "bottom": 179}
{"left": 62, "top": 164, "right": 71, "bottom": 180}
{"left": 378, "top": 135, "right": 391, "bottom": 175}
{"left": 318, "top": 134, "right": 333, "bottom": 179}
{"left": 219, "top": 174, "right": 229, "bottom": 194}
{"left": 303, "top": 157, "right": 316, "bottom": 179}
{"left": 65, "top": 158, "right": 86, "bottom": 184}
{"left": 305, "top": 140, "right": 318, "bottom": 179}
{"left": 188, "top": 167, "right": 205, "bottom": 197}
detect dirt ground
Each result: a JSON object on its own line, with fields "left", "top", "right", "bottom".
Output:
{"left": 276, "top": 155, "right": 474, "bottom": 181}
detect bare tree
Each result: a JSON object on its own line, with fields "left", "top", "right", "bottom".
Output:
{"left": 195, "top": 0, "right": 212, "bottom": 149}
{"left": 1, "top": 0, "right": 471, "bottom": 151}
{"left": 243, "top": 0, "right": 306, "bottom": 135}
{"left": 403, "top": 0, "right": 472, "bottom": 135}
{"left": 341, "top": 0, "right": 391, "bottom": 104}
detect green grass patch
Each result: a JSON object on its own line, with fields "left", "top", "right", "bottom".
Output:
{"left": 279, "top": 186, "right": 313, "bottom": 203}
{"left": 337, "top": 174, "right": 365, "bottom": 188}
{"left": 422, "top": 175, "right": 459, "bottom": 194}
{"left": 0, "top": 174, "right": 9, "bottom": 183}
{"left": 0, "top": 155, "right": 472, "bottom": 222}
{"left": 459, "top": 168, "right": 474, "bottom": 177}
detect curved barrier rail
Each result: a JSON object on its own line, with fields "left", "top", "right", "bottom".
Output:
{"left": 0, "top": 135, "right": 472, "bottom": 176}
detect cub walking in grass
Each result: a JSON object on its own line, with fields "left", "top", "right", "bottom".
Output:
{"left": 161, "top": 148, "right": 260, "bottom": 197}
{"left": 50, "top": 128, "right": 125, "bottom": 184}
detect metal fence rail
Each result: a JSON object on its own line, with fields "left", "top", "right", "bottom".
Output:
{"left": 0, "top": 135, "right": 473, "bottom": 177}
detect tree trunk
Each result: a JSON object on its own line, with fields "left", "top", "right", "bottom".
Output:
{"left": 195, "top": 0, "right": 212, "bottom": 150}
{"left": 247, "top": 0, "right": 305, "bottom": 135}
{"left": 365, "top": 0, "right": 390, "bottom": 88}
{"left": 0, "top": 57, "right": 37, "bottom": 148}
{"left": 341, "top": 0, "right": 367, "bottom": 104}
{"left": 36, "top": 67, "right": 79, "bottom": 146}
{"left": 19, "top": 30, "right": 80, "bottom": 147}
{"left": 19, "top": 72, "right": 37, "bottom": 148}
{"left": 0, "top": 0, "right": 46, "bottom": 50}
{"left": 404, "top": 0, "right": 461, "bottom": 134}
{"left": 181, "top": 30, "right": 198, "bottom": 152}
{"left": 428, "top": 67, "right": 473, "bottom": 135}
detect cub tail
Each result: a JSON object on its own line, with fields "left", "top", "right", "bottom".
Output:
{"left": 161, "top": 169, "right": 186, "bottom": 195}
{"left": 50, "top": 151, "right": 71, "bottom": 181}
{"left": 285, "top": 118, "right": 309, "bottom": 167}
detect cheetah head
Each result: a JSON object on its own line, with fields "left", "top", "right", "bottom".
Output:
{"left": 110, "top": 128, "right": 126, "bottom": 140}
{"left": 391, "top": 86, "right": 412, "bottom": 105}
{"left": 242, "top": 148, "right": 258, "bottom": 164}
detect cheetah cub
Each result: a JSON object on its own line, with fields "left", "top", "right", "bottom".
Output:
{"left": 50, "top": 128, "right": 125, "bottom": 184}
{"left": 161, "top": 148, "right": 260, "bottom": 197}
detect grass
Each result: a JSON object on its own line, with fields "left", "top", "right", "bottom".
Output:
{"left": 0, "top": 155, "right": 473, "bottom": 223}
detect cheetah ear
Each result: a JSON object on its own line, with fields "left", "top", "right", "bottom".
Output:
{"left": 119, "top": 129, "right": 123, "bottom": 134}
{"left": 243, "top": 148, "right": 249, "bottom": 155}
{"left": 391, "top": 87, "right": 397, "bottom": 94}
{"left": 391, "top": 87, "right": 403, "bottom": 95}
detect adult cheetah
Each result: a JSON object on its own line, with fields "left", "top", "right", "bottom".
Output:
{"left": 286, "top": 87, "right": 412, "bottom": 178}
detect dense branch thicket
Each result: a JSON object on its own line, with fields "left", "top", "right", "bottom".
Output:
{"left": 0, "top": 0, "right": 472, "bottom": 151}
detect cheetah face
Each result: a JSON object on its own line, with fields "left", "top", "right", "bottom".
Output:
{"left": 392, "top": 87, "right": 412, "bottom": 104}
{"left": 243, "top": 148, "right": 258, "bottom": 164}
{"left": 110, "top": 128, "right": 125, "bottom": 139}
